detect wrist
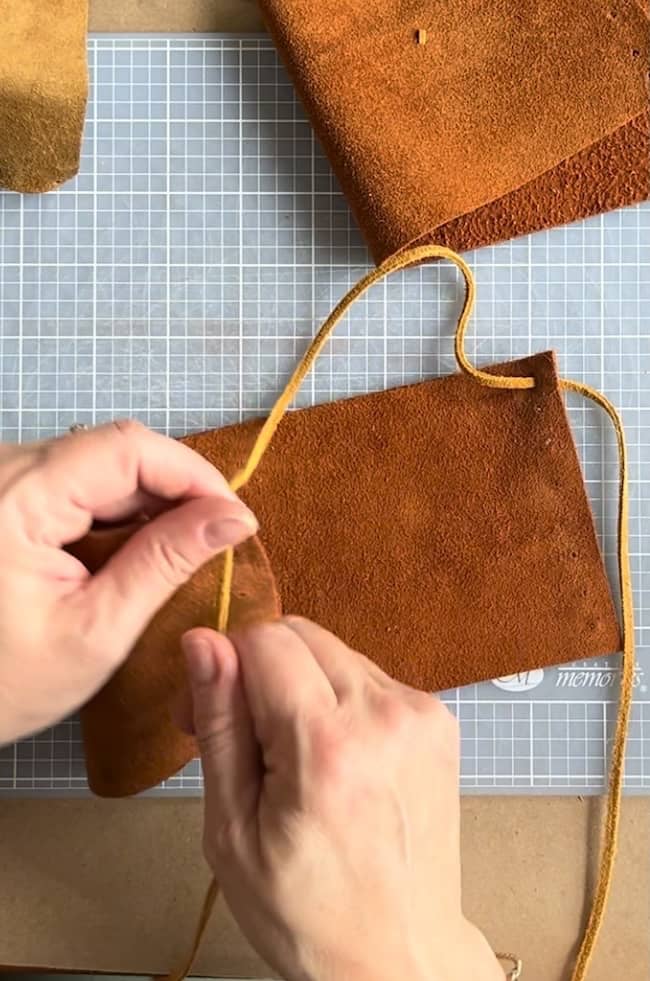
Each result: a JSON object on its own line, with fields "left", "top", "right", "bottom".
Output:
{"left": 450, "top": 920, "right": 506, "bottom": 981}
{"left": 302, "top": 921, "right": 504, "bottom": 981}
{"left": 382, "top": 924, "right": 505, "bottom": 981}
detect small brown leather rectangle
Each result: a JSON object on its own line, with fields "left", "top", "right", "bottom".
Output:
{"left": 183, "top": 352, "right": 621, "bottom": 692}
{"left": 259, "top": 0, "right": 650, "bottom": 260}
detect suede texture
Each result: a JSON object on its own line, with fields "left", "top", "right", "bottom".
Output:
{"left": 72, "top": 353, "right": 621, "bottom": 796}
{"left": 180, "top": 353, "right": 622, "bottom": 693}
{"left": 69, "top": 529, "right": 280, "bottom": 797}
{"left": 432, "top": 112, "right": 650, "bottom": 256}
{"left": 0, "top": 0, "right": 89, "bottom": 193}
{"left": 259, "top": 0, "right": 650, "bottom": 261}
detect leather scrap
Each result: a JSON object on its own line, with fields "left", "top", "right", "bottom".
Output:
{"left": 259, "top": 0, "right": 650, "bottom": 260}
{"left": 0, "top": 0, "right": 89, "bottom": 193}
{"left": 182, "top": 352, "right": 621, "bottom": 694}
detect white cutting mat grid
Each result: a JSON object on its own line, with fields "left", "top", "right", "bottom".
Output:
{"left": 0, "top": 36, "right": 648, "bottom": 795}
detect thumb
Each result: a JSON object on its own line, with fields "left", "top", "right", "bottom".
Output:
{"left": 81, "top": 494, "right": 257, "bottom": 651}
{"left": 183, "top": 628, "right": 261, "bottom": 860}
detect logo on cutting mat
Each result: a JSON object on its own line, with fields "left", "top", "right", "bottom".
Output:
{"left": 492, "top": 670, "right": 545, "bottom": 693}
{"left": 555, "top": 664, "right": 646, "bottom": 691}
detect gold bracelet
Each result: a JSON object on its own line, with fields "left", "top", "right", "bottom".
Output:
{"left": 496, "top": 952, "right": 522, "bottom": 979}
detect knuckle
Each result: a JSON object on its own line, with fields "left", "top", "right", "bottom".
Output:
{"left": 202, "top": 818, "right": 239, "bottom": 867}
{"left": 252, "top": 620, "right": 286, "bottom": 643}
{"left": 195, "top": 719, "right": 233, "bottom": 761}
{"left": 40, "top": 435, "right": 65, "bottom": 462}
{"left": 281, "top": 614, "right": 307, "bottom": 629}
{"left": 307, "top": 716, "right": 348, "bottom": 783}
{"left": 110, "top": 418, "right": 145, "bottom": 441}
{"left": 233, "top": 619, "right": 290, "bottom": 653}
{"left": 108, "top": 420, "right": 144, "bottom": 478}
{"left": 407, "top": 689, "right": 439, "bottom": 716}
{"left": 413, "top": 692, "right": 458, "bottom": 749}
{"left": 149, "top": 536, "right": 198, "bottom": 587}
{"left": 373, "top": 689, "right": 409, "bottom": 733}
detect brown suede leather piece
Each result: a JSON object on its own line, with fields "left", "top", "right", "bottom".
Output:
{"left": 260, "top": 0, "right": 649, "bottom": 261}
{"left": 69, "top": 530, "right": 280, "bottom": 797}
{"left": 181, "top": 353, "right": 621, "bottom": 693}
{"left": 0, "top": 0, "right": 89, "bottom": 193}
{"left": 71, "top": 353, "right": 620, "bottom": 796}
{"left": 430, "top": 112, "right": 650, "bottom": 256}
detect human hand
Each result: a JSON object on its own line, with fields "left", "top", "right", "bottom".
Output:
{"left": 0, "top": 421, "right": 257, "bottom": 745}
{"left": 184, "top": 617, "right": 504, "bottom": 981}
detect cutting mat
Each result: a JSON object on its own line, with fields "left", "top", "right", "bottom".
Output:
{"left": 0, "top": 35, "right": 648, "bottom": 796}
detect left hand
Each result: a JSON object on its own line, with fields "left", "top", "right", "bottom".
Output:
{"left": 0, "top": 420, "right": 257, "bottom": 745}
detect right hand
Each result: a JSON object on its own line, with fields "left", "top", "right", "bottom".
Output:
{"left": 183, "top": 617, "right": 504, "bottom": 981}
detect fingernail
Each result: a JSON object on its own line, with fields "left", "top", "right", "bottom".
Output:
{"left": 183, "top": 636, "right": 217, "bottom": 685}
{"left": 204, "top": 511, "right": 258, "bottom": 549}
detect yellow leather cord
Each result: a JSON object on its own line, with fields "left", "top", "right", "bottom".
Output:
{"left": 163, "top": 877, "right": 219, "bottom": 981}
{"left": 179, "top": 243, "right": 632, "bottom": 981}
{"left": 559, "top": 379, "right": 634, "bottom": 981}
{"left": 218, "top": 245, "right": 477, "bottom": 628}
{"left": 452, "top": 250, "right": 634, "bottom": 981}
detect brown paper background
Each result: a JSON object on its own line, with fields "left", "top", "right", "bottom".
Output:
{"left": 0, "top": 3, "right": 646, "bottom": 979}
{"left": 1, "top": 797, "right": 648, "bottom": 980}
{"left": 89, "top": 0, "right": 264, "bottom": 32}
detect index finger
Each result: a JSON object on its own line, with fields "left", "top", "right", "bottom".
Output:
{"left": 14, "top": 420, "right": 238, "bottom": 546}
